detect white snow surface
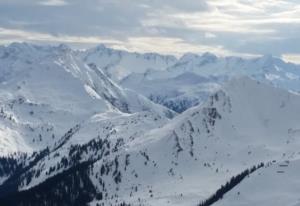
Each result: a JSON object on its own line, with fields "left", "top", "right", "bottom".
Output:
{"left": 0, "top": 43, "right": 300, "bottom": 206}
{"left": 214, "top": 159, "right": 300, "bottom": 206}
{"left": 118, "top": 51, "right": 300, "bottom": 113}
{"left": 0, "top": 43, "right": 174, "bottom": 155}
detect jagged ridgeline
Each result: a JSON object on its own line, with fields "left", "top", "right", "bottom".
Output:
{"left": 1, "top": 43, "right": 300, "bottom": 206}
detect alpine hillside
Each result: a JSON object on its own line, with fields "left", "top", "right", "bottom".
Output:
{"left": 0, "top": 43, "right": 299, "bottom": 206}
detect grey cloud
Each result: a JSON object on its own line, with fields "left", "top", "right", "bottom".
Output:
{"left": 143, "top": 0, "right": 209, "bottom": 12}
{"left": 0, "top": 0, "right": 209, "bottom": 37}
{"left": 0, "top": 0, "right": 299, "bottom": 58}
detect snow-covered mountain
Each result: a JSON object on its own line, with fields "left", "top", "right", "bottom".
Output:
{"left": 0, "top": 43, "right": 174, "bottom": 155}
{"left": 62, "top": 43, "right": 300, "bottom": 113}
{"left": 80, "top": 44, "right": 177, "bottom": 82}
{"left": 81, "top": 45, "right": 300, "bottom": 113}
{"left": 1, "top": 72, "right": 300, "bottom": 205}
{"left": 121, "top": 52, "right": 300, "bottom": 112}
{"left": 0, "top": 43, "right": 300, "bottom": 206}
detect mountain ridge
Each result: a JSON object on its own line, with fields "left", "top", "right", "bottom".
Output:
{"left": 0, "top": 42, "right": 300, "bottom": 206}
{"left": 1, "top": 74, "right": 300, "bottom": 206}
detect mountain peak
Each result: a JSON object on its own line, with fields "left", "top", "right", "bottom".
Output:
{"left": 7, "top": 42, "right": 36, "bottom": 52}
{"left": 260, "top": 54, "right": 274, "bottom": 63}
{"left": 201, "top": 51, "right": 218, "bottom": 60}
{"left": 180, "top": 52, "right": 201, "bottom": 62}
{"left": 57, "top": 43, "right": 71, "bottom": 52}
{"left": 179, "top": 52, "right": 218, "bottom": 64}
{"left": 93, "top": 43, "right": 111, "bottom": 52}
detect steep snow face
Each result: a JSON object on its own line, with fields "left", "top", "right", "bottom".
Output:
{"left": 214, "top": 159, "right": 300, "bottom": 206}
{"left": 0, "top": 43, "right": 106, "bottom": 154}
{"left": 80, "top": 44, "right": 177, "bottom": 81}
{"left": 0, "top": 43, "right": 174, "bottom": 155}
{"left": 3, "top": 77, "right": 300, "bottom": 206}
{"left": 105, "top": 77, "right": 300, "bottom": 205}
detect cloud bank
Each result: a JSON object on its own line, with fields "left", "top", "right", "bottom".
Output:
{"left": 0, "top": 0, "right": 299, "bottom": 61}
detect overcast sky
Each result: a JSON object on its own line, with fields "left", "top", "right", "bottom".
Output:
{"left": 0, "top": 0, "right": 300, "bottom": 62}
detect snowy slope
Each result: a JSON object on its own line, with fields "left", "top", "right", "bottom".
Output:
{"left": 214, "top": 159, "right": 300, "bottom": 206}
{"left": 0, "top": 43, "right": 174, "bottom": 155}
{"left": 1, "top": 77, "right": 300, "bottom": 206}
{"left": 1, "top": 43, "right": 300, "bottom": 206}
{"left": 105, "top": 76, "right": 300, "bottom": 205}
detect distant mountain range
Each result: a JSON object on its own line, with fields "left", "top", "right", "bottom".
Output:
{"left": 0, "top": 43, "right": 300, "bottom": 206}
{"left": 83, "top": 43, "right": 300, "bottom": 112}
